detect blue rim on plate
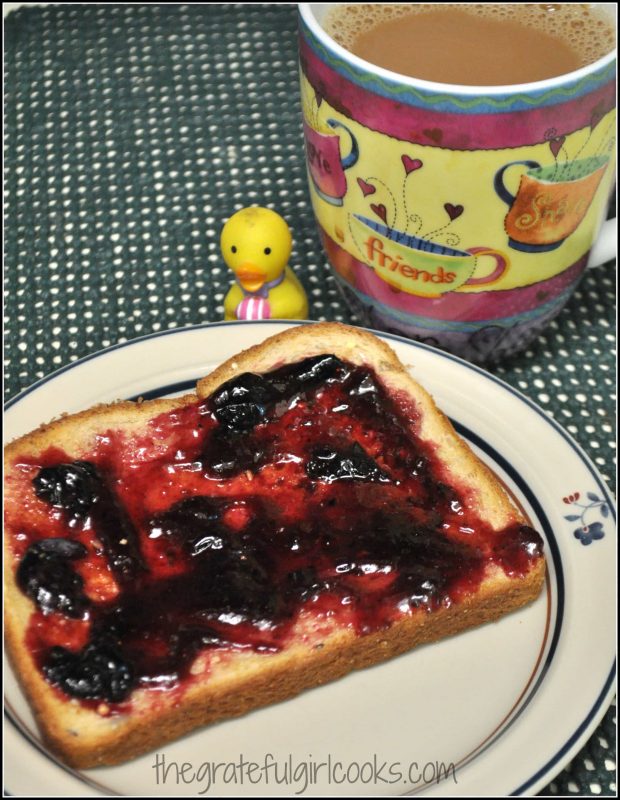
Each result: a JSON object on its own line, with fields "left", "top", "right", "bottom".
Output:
{"left": 4, "top": 320, "right": 616, "bottom": 796}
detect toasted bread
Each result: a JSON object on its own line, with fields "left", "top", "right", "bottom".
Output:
{"left": 4, "top": 322, "right": 545, "bottom": 768}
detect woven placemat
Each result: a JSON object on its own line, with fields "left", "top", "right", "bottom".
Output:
{"left": 4, "top": 5, "right": 616, "bottom": 796}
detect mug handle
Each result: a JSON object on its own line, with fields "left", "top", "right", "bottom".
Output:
{"left": 327, "top": 119, "right": 359, "bottom": 170}
{"left": 588, "top": 217, "right": 617, "bottom": 268}
{"left": 464, "top": 247, "right": 509, "bottom": 287}
{"left": 494, "top": 160, "right": 541, "bottom": 206}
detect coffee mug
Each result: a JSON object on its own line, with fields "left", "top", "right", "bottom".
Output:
{"left": 298, "top": 4, "right": 616, "bottom": 362}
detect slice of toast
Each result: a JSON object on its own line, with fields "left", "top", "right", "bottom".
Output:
{"left": 4, "top": 322, "right": 545, "bottom": 768}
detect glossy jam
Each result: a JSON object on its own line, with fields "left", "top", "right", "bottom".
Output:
{"left": 8, "top": 355, "right": 543, "bottom": 706}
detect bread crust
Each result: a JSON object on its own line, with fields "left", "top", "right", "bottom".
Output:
{"left": 4, "top": 322, "right": 546, "bottom": 768}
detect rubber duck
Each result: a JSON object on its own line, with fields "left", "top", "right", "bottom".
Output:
{"left": 221, "top": 207, "right": 308, "bottom": 321}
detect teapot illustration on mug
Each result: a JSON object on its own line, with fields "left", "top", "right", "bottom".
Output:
{"left": 303, "top": 118, "right": 359, "bottom": 206}
{"left": 494, "top": 155, "right": 609, "bottom": 252}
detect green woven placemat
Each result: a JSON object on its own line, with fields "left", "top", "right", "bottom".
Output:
{"left": 4, "top": 5, "right": 616, "bottom": 796}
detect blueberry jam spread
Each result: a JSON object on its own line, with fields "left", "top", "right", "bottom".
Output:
{"left": 9, "top": 354, "right": 543, "bottom": 707}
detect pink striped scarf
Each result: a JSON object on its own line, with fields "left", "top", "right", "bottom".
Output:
{"left": 235, "top": 272, "right": 285, "bottom": 320}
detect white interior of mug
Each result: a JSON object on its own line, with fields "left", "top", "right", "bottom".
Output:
{"left": 301, "top": 3, "right": 617, "bottom": 94}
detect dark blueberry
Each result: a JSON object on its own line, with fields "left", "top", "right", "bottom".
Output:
{"left": 33, "top": 460, "right": 144, "bottom": 583}
{"left": 160, "top": 495, "right": 228, "bottom": 524}
{"left": 43, "top": 640, "right": 135, "bottom": 702}
{"left": 269, "top": 354, "right": 348, "bottom": 396}
{"left": 214, "top": 402, "right": 266, "bottom": 432}
{"left": 33, "top": 461, "right": 101, "bottom": 515}
{"left": 211, "top": 372, "right": 276, "bottom": 410}
{"left": 207, "top": 356, "right": 350, "bottom": 432}
{"left": 348, "top": 371, "right": 380, "bottom": 405}
{"left": 306, "top": 443, "right": 390, "bottom": 483}
{"left": 151, "top": 496, "right": 232, "bottom": 557}
{"left": 209, "top": 373, "right": 278, "bottom": 433}
{"left": 289, "top": 354, "right": 347, "bottom": 385}
{"left": 90, "top": 489, "right": 145, "bottom": 583}
{"left": 16, "top": 538, "right": 90, "bottom": 618}
{"left": 23, "top": 538, "right": 88, "bottom": 559}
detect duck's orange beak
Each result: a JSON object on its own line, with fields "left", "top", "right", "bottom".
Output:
{"left": 236, "top": 263, "right": 267, "bottom": 292}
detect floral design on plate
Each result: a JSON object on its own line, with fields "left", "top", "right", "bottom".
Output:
{"left": 563, "top": 491, "right": 610, "bottom": 545}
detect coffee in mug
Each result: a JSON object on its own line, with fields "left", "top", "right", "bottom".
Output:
{"left": 299, "top": 3, "right": 616, "bottom": 363}
{"left": 324, "top": 4, "right": 615, "bottom": 85}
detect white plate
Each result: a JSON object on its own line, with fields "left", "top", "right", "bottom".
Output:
{"left": 4, "top": 321, "right": 616, "bottom": 797}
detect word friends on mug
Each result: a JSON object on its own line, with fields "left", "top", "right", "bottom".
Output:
{"left": 365, "top": 236, "right": 457, "bottom": 286}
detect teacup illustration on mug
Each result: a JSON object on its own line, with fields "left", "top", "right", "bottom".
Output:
{"left": 350, "top": 215, "right": 509, "bottom": 297}
{"left": 303, "top": 118, "right": 359, "bottom": 206}
{"left": 495, "top": 155, "right": 609, "bottom": 252}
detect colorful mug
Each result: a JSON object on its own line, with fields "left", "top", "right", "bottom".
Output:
{"left": 298, "top": 4, "right": 616, "bottom": 362}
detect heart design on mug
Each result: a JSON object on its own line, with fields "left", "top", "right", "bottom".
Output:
{"left": 444, "top": 203, "right": 464, "bottom": 221}
{"left": 402, "top": 155, "right": 423, "bottom": 175}
{"left": 357, "top": 178, "right": 376, "bottom": 197}
{"left": 423, "top": 128, "right": 443, "bottom": 144}
{"left": 590, "top": 100, "right": 605, "bottom": 130}
{"left": 549, "top": 136, "right": 566, "bottom": 158}
{"left": 370, "top": 203, "right": 388, "bottom": 223}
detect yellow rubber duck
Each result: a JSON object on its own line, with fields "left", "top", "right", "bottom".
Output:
{"left": 221, "top": 207, "right": 308, "bottom": 321}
